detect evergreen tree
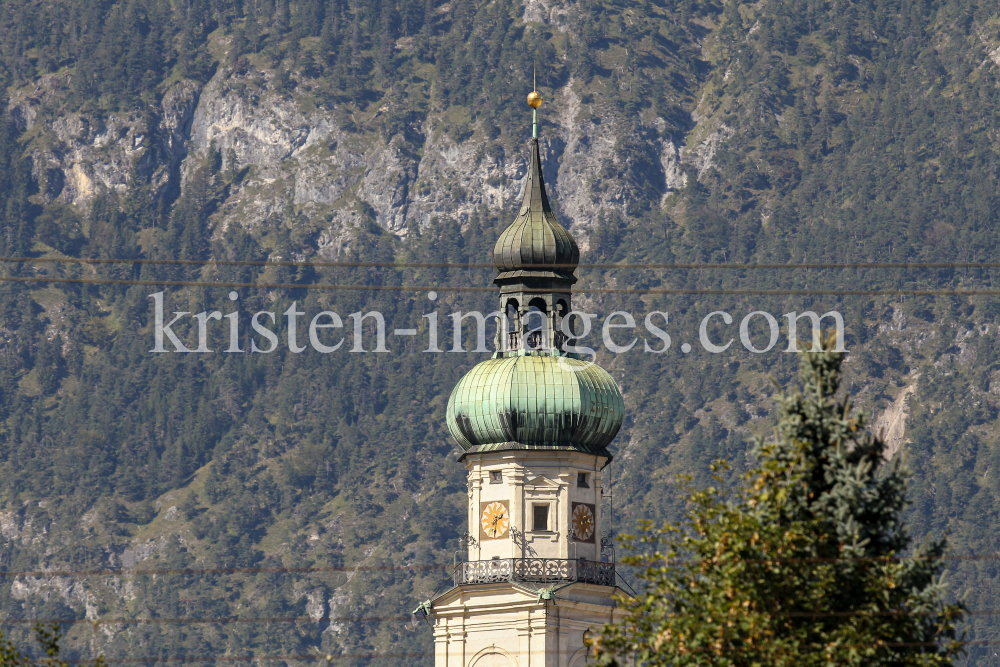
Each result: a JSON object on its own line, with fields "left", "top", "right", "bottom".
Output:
{"left": 0, "top": 106, "right": 34, "bottom": 257}
{"left": 594, "top": 335, "right": 964, "bottom": 666}
{"left": 0, "top": 623, "right": 105, "bottom": 667}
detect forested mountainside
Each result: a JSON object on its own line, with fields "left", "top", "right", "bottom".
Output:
{"left": 1, "top": 0, "right": 1000, "bottom": 663}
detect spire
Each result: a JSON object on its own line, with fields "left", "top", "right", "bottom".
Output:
{"left": 521, "top": 136, "right": 552, "bottom": 215}
{"left": 492, "top": 84, "right": 579, "bottom": 282}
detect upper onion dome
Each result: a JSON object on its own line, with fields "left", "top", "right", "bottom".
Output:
{"left": 492, "top": 138, "right": 579, "bottom": 283}
{"left": 446, "top": 356, "right": 624, "bottom": 460}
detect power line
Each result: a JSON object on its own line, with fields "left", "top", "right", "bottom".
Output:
{"left": 0, "top": 275, "right": 491, "bottom": 293}
{"left": 0, "top": 615, "right": 410, "bottom": 626}
{"left": 637, "top": 551, "right": 1000, "bottom": 566}
{"left": 5, "top": 255, "right": 1000, "bottom": 271}
{"left": 26, "top": 639, "right": 1000, "bottom": 665}
{"left": 6, "top": 550, "right": 1000, "bottom": 579}
{"left": 784, "top": 608, "right": 997, "bottom": 618}
{"left": 0, "top": 274, "right": 997, "bottom": 297}
{"left": 3, "top": 608, "right": 999, "bottom": 627}
{"left": 42, "top": 652, "right": 435, "bottom": 665}
{"left": 0, "top": 564, "right": 447, "bottom": 578}
{"left": 677, "top": 638, "right": 984, "bottom": 654}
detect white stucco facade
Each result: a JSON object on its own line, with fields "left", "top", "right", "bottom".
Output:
{"left": 428, "top": 451, "right": 629, "bottom": 667}
{"left": 431, "top": 582, "right": 626, "bottom": 667}
{"left": 466, "top": 451, "right": 604, "bottom": 562}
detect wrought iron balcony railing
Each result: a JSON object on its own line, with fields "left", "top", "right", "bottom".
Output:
{"left": 454, "top": 558, "right": 615, "bottom": 587}
{"left": 503, "top": 331, "right": 570, "bottom": 353}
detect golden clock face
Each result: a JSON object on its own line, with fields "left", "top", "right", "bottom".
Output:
{"left": 480, "top": 501, "right": 510, "bottom": 539}
{"left": 572, "top": 503, "right": 595, "bottom": 542}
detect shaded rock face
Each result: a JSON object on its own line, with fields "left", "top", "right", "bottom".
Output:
{"left": 522, "top": 0, "right": 573, "bottom": 31}
{"left": 549, "top": 85, "right": 620, "bottom": 233}
{"left": 176, "top": 65, "right": 729, "bottom": 244}
{"left": 354, "top": 138, "right": 418, "bottom": 231}
{"left": 403, "top": 118, "right": 524, "bottom": 231}
{"left": 875, "top": 380, "right": 918, "bottom": 462}
{"left": 186, "top": 67, "right": 415, "bottom": 236}
{"left": 11, "top": 66, "right": 729, "bottom": 249}
{"left": 11, "top": 81, "right": 199, "bottom": 209}
{"left": 188, "top": 70, "right": 333, "bottom": 182}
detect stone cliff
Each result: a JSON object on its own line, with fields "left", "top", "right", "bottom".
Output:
{"left": 8, "top": 60, "right": 726, "bottom": 258}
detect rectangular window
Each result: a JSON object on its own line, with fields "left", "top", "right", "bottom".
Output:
{"left": 577, "top": 472, "right": 590, "bottom": 488}
{"left": 532, "top": 504, "right": 549, "bottom": 532}
{"left": 489, "top": 470, "right": 502, "bottom": 484}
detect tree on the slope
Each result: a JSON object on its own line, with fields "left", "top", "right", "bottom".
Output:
{"left": 594, "top": 334, "right": 964, "bottom": 666}
{"left": 0, "top": 623, "right": 105, "bottom": 667}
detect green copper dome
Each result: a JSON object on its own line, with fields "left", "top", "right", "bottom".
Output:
{"left": 446, "top": 355, "right": 624, "bottom": 459}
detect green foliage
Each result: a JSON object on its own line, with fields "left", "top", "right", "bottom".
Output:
{"left": 595, "top": 337, "right": 963, "bottom": 666}
{"left": 0, "top": 0, "right": 217, "bottom": 109}
{"left": 0, "top": 623, "right": 104, "bottom": 667}
{"left": 0, "top": 107, "right": 35, "bottom": 256}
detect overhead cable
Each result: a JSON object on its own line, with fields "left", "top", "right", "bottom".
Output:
{"left": 0, "top": 274, "right": 995, "bottom": 297}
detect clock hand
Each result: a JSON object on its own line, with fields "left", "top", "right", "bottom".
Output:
{"left": 489, "top": 512, "right": 505, "bottom": 535}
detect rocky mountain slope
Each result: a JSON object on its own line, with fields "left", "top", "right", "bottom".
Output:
{"left": 2, "top": 0, "right": 1000, "bottom": 664}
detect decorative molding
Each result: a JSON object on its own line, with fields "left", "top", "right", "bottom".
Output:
{"left": 568, "top": 647, "right": 589, "bottom": 667}
{"left": 468, "top": 644, "right": 520, "bottom": 667}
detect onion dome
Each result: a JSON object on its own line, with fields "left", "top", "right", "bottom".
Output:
{"left": 445, "top": 89, "right": 624, "bottom": 462}
{"left": 446, "top": 356, "right": 625, "bottom": 460}
{"left": 492, "top": 138, "right": 579, "bottom": 284}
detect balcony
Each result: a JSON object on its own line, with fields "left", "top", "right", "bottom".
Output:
{"left": 454, "top": 558, "right": 615, "bottom": 587}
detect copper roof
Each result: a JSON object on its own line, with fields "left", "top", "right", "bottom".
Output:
{"left": 492, "top": 138, "right": 579, "bottom": 283}
{"left": 446, "top": 355, "right": 623, "bottom": 460}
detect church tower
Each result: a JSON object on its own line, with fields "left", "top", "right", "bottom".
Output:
{"left": 420, "top": 89, "right": 628, "bottom": 667}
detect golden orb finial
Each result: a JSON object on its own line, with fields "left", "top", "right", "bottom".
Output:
{"left": 527, "top": 91, "right": 543, "bottom": 108}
